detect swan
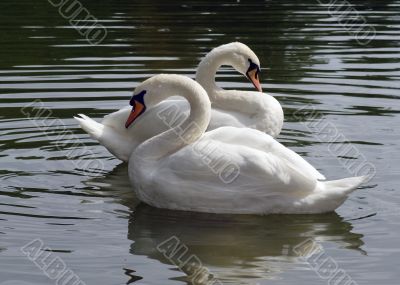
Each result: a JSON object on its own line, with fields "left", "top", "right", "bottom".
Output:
{"left": 127, "top": 74, "right": 368, "bottom": 214}
{"left": 195, "top": 42, "right": 283, "bottom": 133}
{"left": 75, "top": 42, "right": 283, "bottom": 162}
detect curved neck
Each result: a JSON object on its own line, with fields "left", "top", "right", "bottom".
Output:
{"left": 195, "top": 50, "right": 223, "bottom": 101}
{"left": 195, "top": 49, "right": 257, "bottom": 114}
{"left": 133, "top": 79, "right": 211, "bottom": 161}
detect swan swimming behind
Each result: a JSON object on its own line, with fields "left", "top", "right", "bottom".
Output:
{"left": 75, "top": 42, "right": 283, "bottom": 162}
{"left": 126, "top": 74, "right": 368, "bottom": 214}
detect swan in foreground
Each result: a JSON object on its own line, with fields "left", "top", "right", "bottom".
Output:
{"left": 127, "top": 74, "right": 367, "bottom": 214}
{"left": 75, "top": 42, "right": 283, "bottom": 162}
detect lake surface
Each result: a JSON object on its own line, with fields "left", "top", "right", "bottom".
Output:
{"left": 0, "top": 0, "right": 399, "bottom": 284}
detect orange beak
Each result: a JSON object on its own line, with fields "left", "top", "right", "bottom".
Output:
{"left": 125, "top": 100, "right": 146, "bottom": 128}
{"left": 246, "top": 68, "right": 262, "bottom": 92}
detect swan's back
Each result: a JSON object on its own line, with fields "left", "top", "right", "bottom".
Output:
{"left": 130, "top": 127, "right": 351, "bottom": 214}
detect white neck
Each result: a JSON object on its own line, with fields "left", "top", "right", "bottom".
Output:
{"left": 195, "top": 48, "right": 258, "bottom": 115}
{"left": 132, "top": 76, "right": 211, "bottom": 161}
{"left": 195, "top": 50, "right": 224, "bottom": 101}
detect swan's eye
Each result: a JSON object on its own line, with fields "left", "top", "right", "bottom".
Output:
{"left": 129, "top": 90, "right": 147, "bottom": 107}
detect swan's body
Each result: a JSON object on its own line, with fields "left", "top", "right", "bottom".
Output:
{"left": 128, "top": 74, "right": 367, "bottom": 214}
{"left": 75, "top": 42, "right": 283, "bottom": 162}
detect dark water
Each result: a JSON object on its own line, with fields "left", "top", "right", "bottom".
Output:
{"left": 0, "top": 0, "right": 399, "bottom": 284}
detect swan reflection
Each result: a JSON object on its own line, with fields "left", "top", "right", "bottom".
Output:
{"left": 87, "top": 164, "right": 365, "bottom": 284}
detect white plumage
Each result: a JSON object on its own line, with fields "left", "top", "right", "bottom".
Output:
{"left": 75, "top": 42, "right": 283, "bottom": 161}
{"left": 127, "top": 74, "right": 367, "bottom": 214}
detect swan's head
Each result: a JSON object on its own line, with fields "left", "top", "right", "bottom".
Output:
{"left": 125, "top": 74, "right": 208, "bottom": 128}
{"left": 125, "top": 75, "right": 174, "bottom": 128}
{"left": 125, "top": 89, "right": 147, "bottom": 128}
{"left": 211, "top": 42, "right": 262, "bottom": 92}
{"left": 245, "top": 58, "right": 261, "bottom": 92}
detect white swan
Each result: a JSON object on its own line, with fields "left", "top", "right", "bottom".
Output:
{"left": 196, "top": 42, "right": 283, "bottom": 133}
{"left": 75, "top": 42, "right": 283, "bottom": 162}
{"left": 127, "top": 74, "right": 367, "bottom": 214}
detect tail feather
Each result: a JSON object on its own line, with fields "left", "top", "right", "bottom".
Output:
{"left": 296, "top": 175, "right": 370, "bottom": 214}
{"left": 74, "top": 114, "right": 104, "bottom": 140}
{"left": 322, "top": 175, "right": 369, "bottom": 196}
